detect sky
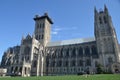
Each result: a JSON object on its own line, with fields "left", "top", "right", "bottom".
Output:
{"left": 0, "top": 0, "right": 120, "bottom": 61}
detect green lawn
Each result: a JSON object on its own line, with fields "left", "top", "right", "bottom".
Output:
{"left": 0, "top": 74, "right": 120, "bottom": 80}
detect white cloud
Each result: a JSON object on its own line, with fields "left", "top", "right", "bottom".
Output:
{"left": 54, "top": 28, "right": 61, "bottom": 31}
{"left": 53, "top": 26, "right": 62, "bottom": 31}
{"left": 62, "top": 27, "right": 77, "bottom": 30}
{"left": 52, "top": 26, "right": 78, "bottom": 35}
{"left": 52, "top": 26, "right": 62, "bottom": 35}
{"left": 53, "top": 26, "right": 77, "bottom": 31}
{"left": 52, "top": 31, "right": 58, "bottom": 35}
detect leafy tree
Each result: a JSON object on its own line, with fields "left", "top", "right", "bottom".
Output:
{"left": 96, "top": 64, "right": 103, "bottom": 74}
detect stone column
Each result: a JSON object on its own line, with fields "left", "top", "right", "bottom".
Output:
{"left": 82, "top": 47, "right": 86, "bottom": 73}
{"left": 36, "top": 53, "right": 40, "bottom": 76}
{"left": 90, "top": 47, "right": 93, "bottom": 74}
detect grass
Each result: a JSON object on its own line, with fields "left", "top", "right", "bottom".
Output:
{"left": 0, "top": 74, "right": 120, "bottom": 80}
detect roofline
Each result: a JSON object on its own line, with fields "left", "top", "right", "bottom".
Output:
{"left": 34, "top": 15, "right": 53, "bottom": 24}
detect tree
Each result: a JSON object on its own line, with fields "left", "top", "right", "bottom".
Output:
{"left": 96, "top": 64, "right": 103, "bottom": 74}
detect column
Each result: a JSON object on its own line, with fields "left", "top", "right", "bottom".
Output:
{"left": 83, "top": 47, "right": 85, "bottom": 73}
{"left": 90, "top": 46, "right": 93, "bottom": 74}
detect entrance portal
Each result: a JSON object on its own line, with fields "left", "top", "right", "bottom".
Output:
{"left": 111, "top": 63, "right": 120, "bottom": 73}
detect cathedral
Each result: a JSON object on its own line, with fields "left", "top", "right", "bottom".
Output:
{"left": 0, "top": 6, "right": 120, "bottom": 77}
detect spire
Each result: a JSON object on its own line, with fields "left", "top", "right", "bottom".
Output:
{"left": 44, "top": 12, "right": 48, "bottom": 16}
{"left": 104, "top": 4, "right": 107, "bottom": 10}
{"left": 94, "top": 6, "right": 98, "bottom": 22}
{"left": 22, "top": 35, "right": 25, "bottom": 40}
{"left": 104, "top": 4, "right": 109, "bottom": 14}
{"left": 94, "top": 6, "right": 98, "bottom": 14}
{"left": 32, "top": 34, "right": 35, "bottom": 38}
{"left": 21, "top": 34, "right": 25, "bottom": 44}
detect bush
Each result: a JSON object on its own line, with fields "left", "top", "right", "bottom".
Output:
{"left": 96, "top": 64, "right": 104, "bottom": 74}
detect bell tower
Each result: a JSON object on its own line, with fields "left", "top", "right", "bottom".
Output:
{"left": 94, "top": 5, "right": 120, "bottom": 69}
{"left": 34, "top": 13, "right": 53, "bottom": 46}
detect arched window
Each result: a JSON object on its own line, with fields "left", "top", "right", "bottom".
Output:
{"left": 42, "top": 23, "right": 44, "bottom": 28}
{"left": 59, "top": 60, "right": 62, "bottom": 67}
{"left": 66, "top": 49, "right": 69, "bottom": 57}
{"left": 40, "top": 24, "right": 41, "bottom": 28}
{"left": 91, "top": 45, "right": 97, "bottom": 54}
{"left": 64, "top": 61, "right": 68, "bottom": 67}
{"left": 36, "top": 24, "right": 39, "bottom": 29}
{"left": 78, "top": 60, "right": 83, "bottom": 66}
{"left": 57, "top": 60, "right": 61, "bottom": 67}
{"left": 41, "top": 34, "right": 44, "bottom": 39}
{"left": 39, "top": 35, "right": 41, "bottom": 40}
{"left": 19, "top": 67, "right": 22, "bottom": 73}
{"left": 99, "top": 17, "right": 102, "bottom": 24}
{"left": 78, "top": 47, "right": 83, "bottom": 56}
{"left": 71, "top": 60, "right": 76, "bottom": 67}
{"left": 36, "top": 35, "right": 38, "bottom": 40}
{"left": 11, "top": 67, "right": 13, "bottom": 73}
{"left": 14, "top": 66, "right": 18, "bottom": 73}
{"left": 24, "top": 46, "right": 30, "bottom": 55}
{"left": 53, "top": 60, "right": 55, "bottom": 67}
{"left": 86, "top": 59, "right": 91, "bottom": 66}
{"left": 95, "top": 61, "right": 98, "bottom": 67}
{"left": 85, "top": 46, "right": 90, "bottom": 56}
{"left": 33, "top": 60, "right": 37, "bottom": 67}
{"left": 71, "top": 48, "right": 76, "bottom": 57}
{"left": 91, "top": 45, "right": 98, "bottom": 58}
{"left": 60, "top": 48, "right": 63, "bottom": 57}
{"left": 46, "top": 61, "right": 49, "bottom": 67}
{"left": 52, "top": 53, "right": 55, "bottom": 58}
{"left": 108, "top": 57, "right": 113, "bottom": 63}
{"left": 25, "top": 67, "right": 27, "bottom": 74}
{"left": 104, "top": 16, "right": 107, "bottom": 23}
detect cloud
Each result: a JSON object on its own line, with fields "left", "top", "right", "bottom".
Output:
{"left": 62, "top": 27, "right": 77, "bottom": 30}
{"left": 52, "top": 26, "right": 61, "bottom": 35}
{"left": 54, "top": 28, "right": 61, "bottom": 31}
{"left": 52, "top": 31, "right": 58, "bottom": 35}
{"left": 53, "top": 26, "right": 62, "bottom": 31}
{"left": 53, "top": 26, "right": 78, "bottom": 31}
{"left": 52, "top": 26, "right": 78, "bottom": 35}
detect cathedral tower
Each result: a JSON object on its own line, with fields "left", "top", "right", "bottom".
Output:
{"left": 34, "top": 13, "right": 53, "bottom": 46}
{"left": 94, "top": 5, "right": 120, "bottom": 71}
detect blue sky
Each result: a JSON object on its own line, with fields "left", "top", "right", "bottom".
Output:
{"left": 0, "top": 0, "right": 120, "bottom": 61}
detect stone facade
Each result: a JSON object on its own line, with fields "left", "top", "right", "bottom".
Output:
{"left": 0, "top": 6, "right": 120, "bottom": 76}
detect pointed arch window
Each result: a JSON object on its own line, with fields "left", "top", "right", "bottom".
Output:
{"left": 59, "top": 48, "right": 63, "bottom": 58}
{"left": 39, "top": 35, "right": 41, "bottom": 40}
{"left": 78, "top": 47, "right": 83, "bottom": 56}
{"left": 71, "top": 48, "right": 76, "bottom": 57}
{"left": 66, "top": 49, "right": 69, "bottom": 57}
{"left": 71, "top": 60, "right": 76, "bottom": 67}
{"left": 78, "top": 60, "right": 83, "bottom": 66}
{"left": 64, "top": 61, "right": 68, "bottom": 67}
{"left": 108, "top": 57, "right": 113, "bottom": 64}
{"left": 24, "top": 46, "right": 30, "bottom": 55}
{"left": 86, "top": 59, "right": 91, "bottom": 66}
{"left": 91, "top": 45, "right": 98, "bottom": 58}
{"left": 41, "top": 34, "right": 44, "bottom": 39}
{"left": 33, "top": 60, "right": 37, "bottom": 67}
{"left": 37, "top": 24, "right": 39, "bottom": 29}
{"left": 40, "top": 24, "right": 41, "bottom": 28}
{"left": 43, "top": 23, "right": 45, "bottom": 28}
{"left": 99, "top": 17, "right": 102, "bottom": 24}
{"left": 104, "top": 16, "right": 107, "bottom": 23}
{"left": 85, "top": 46, "right": 90, "bottom": 56}
{"left": 36, "top": 35, "right": 38, "bottom": 40}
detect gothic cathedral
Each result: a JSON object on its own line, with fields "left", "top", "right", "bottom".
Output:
{"left": 1, "top": 6, "right": 120, "bottom": 77}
